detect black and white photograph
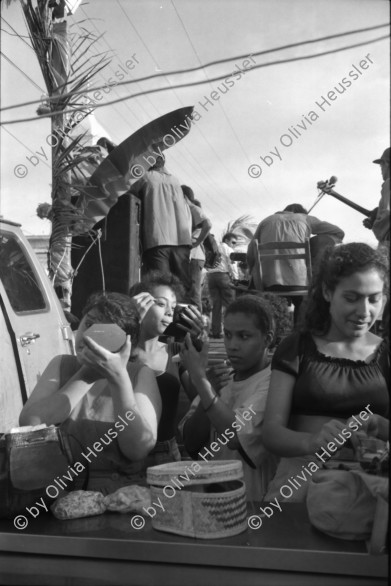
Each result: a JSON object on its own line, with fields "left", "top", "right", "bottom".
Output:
{"left": 0, "top": 1, "right": 389, "bottom": 584}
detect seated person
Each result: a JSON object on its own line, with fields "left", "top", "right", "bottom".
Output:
{"left": 247, "top": 203, "right": 344, "bottom": 323}
{"left": 129, "top": 271, "right": 205, "bottom": 463}
{"left": 262, "top": 243, "right": 389, "bottom": 502}
{"left": 19, "top": 292, "right": 161, "bottom": 494}
{"left": 179, "top": 295, "right": 279, "bottom": 501}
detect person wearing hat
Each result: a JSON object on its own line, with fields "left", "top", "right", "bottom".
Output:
{"left": 363, "top": 147, "right": 390, "bottom": 246}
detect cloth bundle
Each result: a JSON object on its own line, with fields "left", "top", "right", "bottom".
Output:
{"left": 306, "top": 469, "right": 388, "bottom": 540}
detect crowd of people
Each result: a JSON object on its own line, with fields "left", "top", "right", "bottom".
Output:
{"left": 20, "top": 147, "right": 389, "bottom": 513}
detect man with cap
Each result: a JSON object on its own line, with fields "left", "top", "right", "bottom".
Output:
{"left": 363, "top": 147, "right": 390, "bottom": 246}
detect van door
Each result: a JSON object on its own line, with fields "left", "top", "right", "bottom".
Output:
{"left": 0, "top": 304, "right": 24, "bottom": 430}
{"left": 0, "top": 225, "right": 73, "bottom": 405}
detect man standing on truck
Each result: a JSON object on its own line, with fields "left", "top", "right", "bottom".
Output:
{"left": 131, "top": 154, "right": 192, "bottom": 297}
{"left": 363, "top": 147, "right": 390, "bottom": 247}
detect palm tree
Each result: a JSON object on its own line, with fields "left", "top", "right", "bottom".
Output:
{"left": 2, "top": 0, "right": 110, "bottom": 310}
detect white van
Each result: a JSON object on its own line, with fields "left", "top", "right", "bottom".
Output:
{"left": 0, "top": 218, "right": 74, "bottom": 432}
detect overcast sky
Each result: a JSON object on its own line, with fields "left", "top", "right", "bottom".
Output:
{"left": 1, "top": 0, "right": 389, "bottom": 245}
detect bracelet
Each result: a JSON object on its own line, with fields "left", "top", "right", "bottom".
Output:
{"left": 204, "top": 394, "right": 218, "bottom": 412}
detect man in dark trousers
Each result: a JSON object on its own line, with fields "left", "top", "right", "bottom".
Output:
{"left": 131, "top": 154, "right": 192, "bottom": 295}
{"left": 181, "top": 185, "right": 212, "bottom": 310}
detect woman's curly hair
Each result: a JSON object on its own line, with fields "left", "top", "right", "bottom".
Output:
{"left": 82, "top": 291, "right": 140, "bottom": 348}
{"left": 129, "top": 270, "right": 185, "bottom": 302}
{"left": 301, "top": 242, "right": 389, "bottom": 335}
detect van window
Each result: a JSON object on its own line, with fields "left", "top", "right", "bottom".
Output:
{"left": 0, "top": 230, "right": 47, "bottom": 312}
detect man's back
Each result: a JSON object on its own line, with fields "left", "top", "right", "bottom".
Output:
{"left": 253, "top": 212, "right": 310, "bottom": 287}
{"left": 255, "top": 212, "right": 310, "bottom": 246}
{"left": 133, "top": 169, "right": 192, "bottom": 250}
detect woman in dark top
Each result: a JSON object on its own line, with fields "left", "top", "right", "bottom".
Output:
{"left": 263, "top": 242, "right": 389, "bottom": 501}
{"left": 129, "top": 271, "right": 205, "bottom": 463}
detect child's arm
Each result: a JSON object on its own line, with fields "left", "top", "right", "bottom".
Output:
{"left": 19, "top": 355, "right": 99, "bottom": 426}
{"left": 180, "top": 362, "right": 233, "bottom": 402}
{"left": 179, "top": 369, "right": 198, "bottom": 402}
{"left": 181, "top": 334, "right": 242, "bottom": 451}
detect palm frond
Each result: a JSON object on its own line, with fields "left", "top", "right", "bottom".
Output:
{"left": 222, "top": 214, "right": 258, "bottom": 242}
{"left": 50, "top": 197, "right": 96, "bottom": 241}
{"left": 21, "top": 1, "right": 55, "bottom": 94}
{"left": 227, "top": 214, "right": 258, "bottom": 232}
{"left": 238, "top": 226, "right": 257, "bottom": 240}
{"left": 7, "top": 2, "right": 113, "bottom": 292}
{"left": 52, "top": 133, "right": 87, "bottom": 167}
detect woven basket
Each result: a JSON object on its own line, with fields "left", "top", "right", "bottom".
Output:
{"left": 146, "top": 460, "right": 248, "bottom": 539}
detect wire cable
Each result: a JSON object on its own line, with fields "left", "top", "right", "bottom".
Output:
{"left": 1, "top": 17, "right": 35, "bottom": 49}
{"left": 170, "top": 0, "right": 254, "bottom": 204}
{"left": 0, "top": 51, "right": 46, "bottom": 93}
{"left": 116, "top": 0, "right": 243, "bottom": 211}
{"left": 1, "top": 32, "right": 387, "bottom": 124}
{"left": 76, "top": 7, "right": 222, "bottom": 209}
{"left": 171, "top": 0, "right": 250, "bottom": 162}
{"left": 1, "top": 125, "right": 52, "bottom": 169}
{"left": 71, "top": 17, "right": 140, "bottom": 143}
{"left": 78, "top": 6, "right": 157, "bottom": 125}
{"left": 1, "top": 23, "right": 388, "bottom": 114}
{"left": 75, "top": 9, "right": 232, "bottom": 214}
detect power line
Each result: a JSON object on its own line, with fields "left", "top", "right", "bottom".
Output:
{"left": 115, "top": 0, "right": 243, "bottom": 213}
{"left": 71, "top": 17, "right": 139, "bottom": 143}
{"left": 1, "top": 17, "right": 35, "bottom": 50}
{"left": 1, "top": 125, "right": 51, "bottom": 169}
{"left": 77, "top": 6, "right": 229, "bottom": 212}
{"left": 78, "top": 6, "right": 157, "bottom": 127}
{"left": 0, "top": 28, "right": 31, "bottom": 39}
{"left": 77, "top": 3, "right": 219, "bottom": 211}
{"left": 171, "top": 0, "right": 249, "bottom": 160}
{"left": 1, "top": 23, "right": 388, "bottom": 113}
{"left": 76, "top": 6, "right": 225, "bottom": 213}
{"left": 170, "top": 0, "right": 253, "bottom": 203}
{"left": 122, "top": 21, "right": 388, "bottom": 87}
{"left": 1, "top": 32, "right": 387, "bottom": 125}
{"left": 113, "top": 1, "right": 231, "bottom": 209}
{"left": 78, "top": 4, "right": 190, "bottom": 140}
{"left": 0, "top": 50, "right": 45, "bottom": 93}
{"left": 3, "top": 7, "right": 220, "bottom": 213}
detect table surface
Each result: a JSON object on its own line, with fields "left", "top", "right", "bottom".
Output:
{"left": 0, "top": 503, "right": 387, "bottom": 580}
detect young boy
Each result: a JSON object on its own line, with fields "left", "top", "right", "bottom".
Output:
{"left": 180, "top": 295, "right": 278, "bottom": 501}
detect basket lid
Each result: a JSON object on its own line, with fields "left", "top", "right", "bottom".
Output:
{"left": 147, "top": 459, "right": 243, "bottom": 486}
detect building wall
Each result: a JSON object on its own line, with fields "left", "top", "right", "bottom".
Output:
{"left": 27, "top": 235, "right": 50, "bottom": 274}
